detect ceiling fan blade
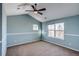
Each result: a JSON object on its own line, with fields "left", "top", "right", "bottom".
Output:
{"left": 38, "top": 8, "right": 46, "bottom": 11}
{"left": 31, "top": 5, "right": 36, "bottom": 11}
{"left": 25, "top": 10, "right": 33, "bottom": 12}
{"left": 38, "top": 11, "right": 43, "bottom": 15}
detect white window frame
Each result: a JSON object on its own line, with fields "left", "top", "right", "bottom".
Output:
{"left": 48, "top": 22, "right": 64, "bottom": 40}
{"left": 48, "top": 24, "right": 55, "bottom": 37}
{"left": 55, "top": 23, "right": 64, "bottom": 40}
{"left": 33, "top": 24, "right": 38, "bottom": 31}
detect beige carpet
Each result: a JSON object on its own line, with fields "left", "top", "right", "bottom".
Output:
{"left": 6, "top": 41, "right": 79, "bottom": 56}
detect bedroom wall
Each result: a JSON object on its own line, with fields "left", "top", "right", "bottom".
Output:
{"left": 2, "top": 4, "right": 7, "bottom": 56}
{"left": 7, "top": 14, "right": 41, "bottom": 47}
{"left": 0, "top": 43, "right": 1, "bottom": 56}
{"left": 0, "top": 3, "right": 2, "bottom": 56}
{"left": 42, "top": 15, "right": 79, "bottom": 51}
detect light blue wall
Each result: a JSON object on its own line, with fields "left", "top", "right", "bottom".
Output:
{"left": 2, "top": 4, "right": 7, "bottom": 56}
{"left": 0, "top": 43, "right": 1, "bottom": 56}
{"left": 7, "top": 14, "right": 41, "bottom": 47}
{"left": 7, "top": 12, "right": 79, "bottom": 51}
{"left": 0, "top": 4, "right": 2, "bottom": 41}
{"left": 0, "top": 3, "right": 2, "bottom": 56}
{"left": 42, "top": 15, "right": 79, "bottom": 51}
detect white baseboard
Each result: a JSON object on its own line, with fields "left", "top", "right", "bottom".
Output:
{"left": 7, "top": 38, "right": 79, "bottom": 52}
{"left": 43, "top": 39, "right": 79, "bottom": 52}
{"left": 8, "top": 39, "right": 40, "bottom": 47}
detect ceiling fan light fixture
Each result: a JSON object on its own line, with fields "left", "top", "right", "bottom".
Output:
{"left": 34, "top": 11, "right": 38, "bottom": 14}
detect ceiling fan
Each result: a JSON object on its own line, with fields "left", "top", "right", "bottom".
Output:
{"left": 17, "top": 3, "right": 46, "bottom": 15}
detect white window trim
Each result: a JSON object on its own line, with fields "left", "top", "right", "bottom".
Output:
{"left": 33, "top": 24, "right": 38, "bottom": 31}
{"left": 48, "top": 22, "right": 64, "bottom": 40}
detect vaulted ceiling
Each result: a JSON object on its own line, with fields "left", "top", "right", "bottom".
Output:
{"left": 5, "top": 3, "right": 79, "bottom": 22}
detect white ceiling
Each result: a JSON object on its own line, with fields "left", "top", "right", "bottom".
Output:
{"left": 5, "top": 3, "right": 79, "bottom": 22}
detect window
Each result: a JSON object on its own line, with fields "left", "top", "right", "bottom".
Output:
{"left": 48, "top": 24, "right": 54, "bottom": 37}
{"left": 48, "top": 23, "right": 64, "bottom": 40}
{"left": 55, "top": 23, "right": 64, "bottom": 39}
{"left": 33, "top": 24, "right": 38, "bottom": 31}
